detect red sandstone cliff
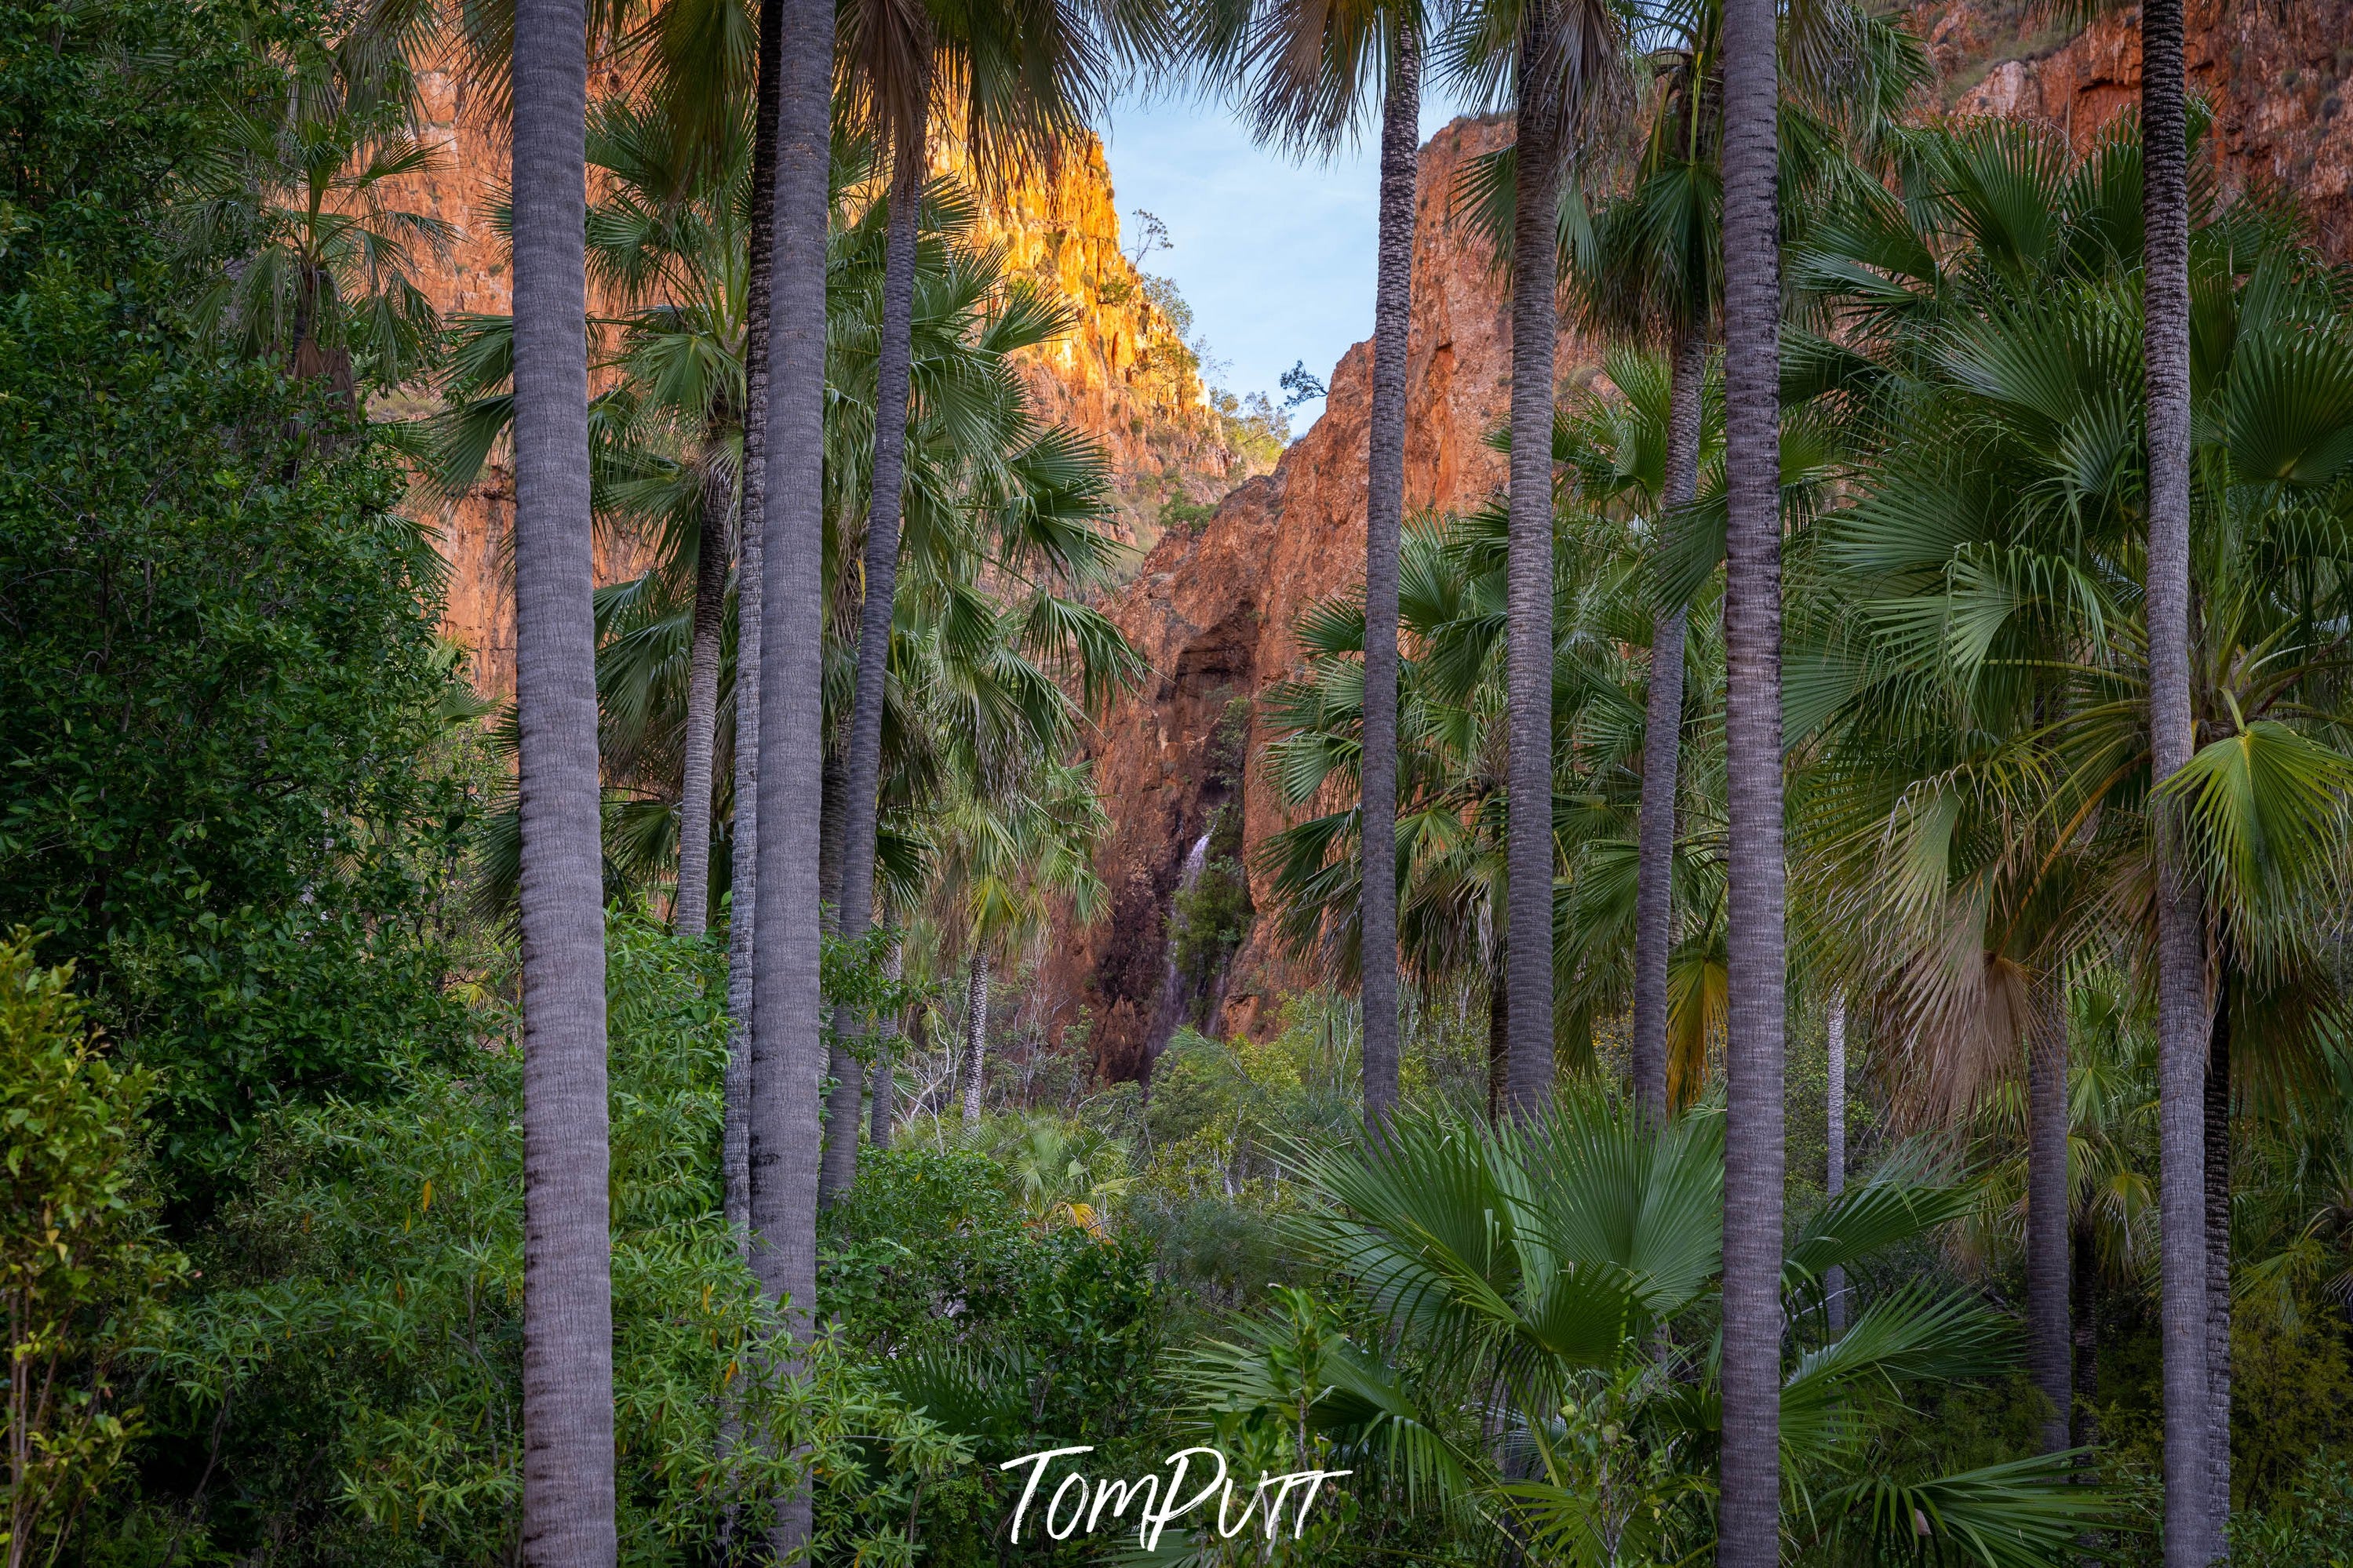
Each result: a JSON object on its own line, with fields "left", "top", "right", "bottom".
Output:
{"left": 1039, "top": 116, "right": 1601, "bottom": 1075}
{"left": 394, "top": 71, "right": 1252, "bottom": 697}
{"left": 1911, "top": 0, "right": 2353, "bottom": 258}
{"left": 1044, "top": 7, "right": 2353, "bottom": 1075}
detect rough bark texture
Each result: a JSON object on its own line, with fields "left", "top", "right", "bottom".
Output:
{"left": 871, "top": 933, "right": 901, "bottom": 1148}
{"left": 1825, "top": 995, "right": 1846, "bottom": 1334}
{"left": 818, "top": 752, "right": 847, "bottom": 919}
{"left": 749, "top": 0, "right": 836, "bottom": 1552}
{"left": 2205, "top": 967, "right": 2233, "bottom": 1521}
{"left": 962, "top": 951, "right": 991, "bottom": 1125}
{"left": 822, "top": 121, "right": 927, "bottom": 1209}
{"left": 674, "top": 462, "right": 734, "bottom": 939}
{"left": 723, "top": 0, "right": 783, "bottom": 1251}
{"left": 1504, "top": 9, "right": 1565, "bottom": 1118}
{"left": 1359, "top": 25, "right": 1419, "bottom": 1132}
{"left": 2029, "top": 982, "right": 2073, "bottom": 1454}
{"left": 1631, "top": 323, "right": 1703, "bottom": 1126}
{"left": 2141, "top": 2, "right": 2216, "bottom": 1560}
{"left": 509, "top": 0, "right": 617, "bottom": 1557}
{"left": 1717, "top": 0, "right": 1786, "bottom": 1559}
{"left": 2073, "top": 1207, "right": 2100, "bottom": 1453}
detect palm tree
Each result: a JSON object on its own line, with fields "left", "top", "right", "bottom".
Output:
{"left": 508, "top": 0, "right": 616, "bottom": 1555}
{"left": 1223, "top": 0, "right": 1429, "bottom": 1127}
{"left": 574, "top": 97, "right": 750, "bottom": 940}
{"left": 1564, "top": 5, "right": 1720, "bottom": 1129}
{"left": 2138, "top": 0, "right": 2213, "bottom": 1555}
{"left": 183, "top": 101, "right": 454, "bottom": 395}
{"left": 1190, "top": 1097, "right": 2114, "bottom": 1563}
{"left": 1791, "top": 109, "right": 2353, "bottom": 1530}
{"left": 748, "top": 0, "right": 839, "bottom": 1554}
{"left": 1714, "top": 0, "right": 1782, "bottom": 1556}
{"left": 726, "top": 0, "right": 786, "bottom": 1250}
{"left": 824, "top": 0, "right": 1112, "bottom": 1198}
{"left": 1445, "top": 0, "right": 1626, "bottom": 1115}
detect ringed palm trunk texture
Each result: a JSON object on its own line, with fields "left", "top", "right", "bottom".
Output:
{"left": 2205, "top": 968, "right": 2233, "bottom": 1519}
{"left": 1716, "top": 0, "right": 1785, "bottom": 1561}
{"left": 1359, "top": 24, "right": 1419, "bottom": 1132}
{"left": 723, "top": 0, "right": 783, "bottom": 1250}
{"left": 1825, "top": 993, "right": 1846, "bottom": 1333}
{"left": 2028, "top": 982, "right": 2073, "bottom": 1454}
{"left": 821, "top": 122, "right": 926, "bottom": 1210}
{"left": 509, "top": 0, "right": 617, "bottom": 1558}
{"left": 1503, "top": 4, "right": 1565, "bottom": 1117}
{"left": 749, "top": 0, "right": 836, "bottom": 1552}
{"left": 871, "top": 930, "right": 901, "bottom": 1148}
{"left": 1630, "top": 322, "right": 1703, "bottom": 1126}
{"left": 2073, "top": 1207, "right": 2100, "bottom": 1453}
{"left": 2140, "top": 2, "right": 2216, "bottom": 1560}
{"left": 673, "top": 460, "right": 735, "bottom": 939}
{"left": 963, "top": 950, "right": 991, "bottom": 1125}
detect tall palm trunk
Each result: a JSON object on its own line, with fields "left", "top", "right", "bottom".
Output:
{"left": 749, "top": 0, "right": 836, "bottom": 1553}
{"left": 962, "top": 949, "right": 991, "bottom": 1125}
{"left": 1717, "top": 0, "right": 1784, "bottom": 1559}
{"left": 824, "top": 112, "right": 928, "bottom": 1206}
{"left": 1503, "top": 2, "right": 1566, "bottom": 1117}
{"left": 2140, "top": 2, "right": 2215, "bottom": 1561}
{"left": 1359, "top": 22, "right": 1419, "bottom": 1131}
{"left": 673, "top": 460, "right": 735, "bottom": 938}
{"left": 723, "top": 0, "right": 785, "bottom": 1248}
{"left": 871, "top": 930, "right": 901, "bottom": 1149}
{"left": 1825, "top": 992, "right": 1846, "bottom": 1333}
{"left": 2205, "top": 965, "right": 2233, "bottom": 1519}
{"left": 1631, "top": 322, "right": 1703, "bottom": 1124}
{"left": 510, "top": 0, "right": 616, "bottom": 1556}
{"left": 2028, "top": 982, "right": 2072, "bottom": 1454}
{"left": 2072, "top": 1206, "right": 2100, "bottom": 1453}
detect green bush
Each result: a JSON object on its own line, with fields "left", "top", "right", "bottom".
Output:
{"left": 820, "top": 1144, "right": 1169, "bottom": 1563}
{"left": 0, "top": 934, "right": 180, "bottom": 1568}
{"left": 0, "top": 282, "right": 473, "bottom": 1195}
{"left": 111, "top": 916, "right": 898, "bottom": 1566}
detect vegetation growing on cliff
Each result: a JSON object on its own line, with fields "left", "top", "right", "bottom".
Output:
{"left": 6, "top": 0, "right": 2353, "bottom": 1563}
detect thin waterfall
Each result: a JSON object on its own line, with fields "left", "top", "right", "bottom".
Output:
{"left": 1142, "top": 831, "right": 1212, "bottom": 1068}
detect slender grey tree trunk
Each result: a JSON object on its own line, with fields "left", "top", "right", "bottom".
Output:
{"left": 2029, "top": 979, "right": 2073, "bottom": 1454}
{"left": 871, "top": 931, "right": 901, "bottom": 1149}
{"left": 723, "top": 0, "right": 783, "bottom": 1253}
{"left": 818, "top": 752, "right": 847, "bottom": 917}
{"left": 962, "top": 949, "right": 991, "bottom": 1126}
{"left": 2140, "top": 3, "right": 2215, "bottom": 1560}
{"left": 674, "top": 460, "right": 734, "bottom": 939}
{"left": 1717, "top": 0, "right": 1784, "bottom": 1559}
{"left": 824, "top": 116, "right": 927, "bottom": 1207}
{"left": 2205, "top": 966, "right": 2233, "bottom": 1521}
{"left": 1825, "top": 993, "right": 1846, "bottom": 1334}
{"left": 2073, "top": 1207, "right": 2100, "bottom": 1453}
{"left": 749, "top": 0, "right": 836, "bottom": 1552}
{"left": 1504, "top": 6, "right": 1565, "bottom": 1117}
{"left": 510, "top": 0, "right": 616, "bottom": 1557}
{"left": 1359, "top": 22, "right": 1419, "bottom": 1133}
{"left": 1631, "top": 323, "right": 1703, "bottom": 1125}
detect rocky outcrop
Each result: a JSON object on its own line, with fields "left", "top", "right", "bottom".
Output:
{"left": 1044, "top": 6, "right": 2353, "bottom": 1075}
{"left": 1912, "top": 0, "right": 2353, "bottom": 259}
{"left": 1040, "top": 116, "right": 1604, "bottom": 1074}
{"left": 394, "top": 70, "right": 1254, "bottom": 697}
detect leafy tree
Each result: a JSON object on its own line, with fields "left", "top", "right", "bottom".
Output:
{"left": 129, "top": 917, "right": 911, "bottom": 1566}
{"left": 0, "top": 936, "right": 179, "bottom": 1568}
{"left": 0, "top": 286, "right": 470, "bottom": 1194}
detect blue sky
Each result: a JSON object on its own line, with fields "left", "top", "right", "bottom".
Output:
{"left": 1099, "top": 87, "right": 1470, "bottom": 435}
